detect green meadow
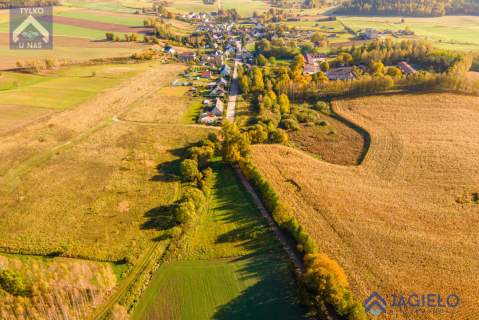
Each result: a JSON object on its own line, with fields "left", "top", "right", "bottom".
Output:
{"left": 0, "top": 63, "right": 153, "bottom": 110}
{"left": 133, "top": 162, "right": 306, "bottom": 320}
{"left": 339, "top": 15, "right": 479, "bottom": 52}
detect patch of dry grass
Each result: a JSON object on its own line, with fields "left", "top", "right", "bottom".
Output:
{"left": 251, "top": 93, "right": 479, "bottom": 320}
{"left": 0, "top": 63, "right": 213, "bottom": 262}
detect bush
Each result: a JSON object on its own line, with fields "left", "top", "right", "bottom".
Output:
{"left": 180, "top": 159, "right": 201, "bottom": 182}
{"left": 0, "top": 269, "right": 31, "bottom": 296}
{"left": 182, "top": 187, "right": 206, "bottom": 213}
{"left": 302, "top": 254, "right": 367, "bottom": 320}
{"left": 169, "top": 226, "right": 183, "bottom": 239}
{"left": 247, "top": 124, "right": 269, "bottom": 144}
{"left": 174, "top": 200, "right": 195, "bottom": 224}
{"left": 280, "top": 118, "right": 299, "bottom": 131}
{"left": 269, "top": 128, "right": 289, "bottom": 144}
{"left": 188, "top": 146, "right": 214, "bottom": 169}
{"left": 313, "top": 101, "right": 331, "bottom": 114}
{"left": 292, "top": 106, "right": 320, "bottom": 123}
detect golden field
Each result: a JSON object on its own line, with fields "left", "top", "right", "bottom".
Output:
{"left": 251, "top": 93, "right": 479, "bottom": 320}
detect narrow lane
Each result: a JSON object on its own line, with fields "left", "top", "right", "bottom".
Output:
{"left": 226, "top": 59, "right": 240, "bottom": 122}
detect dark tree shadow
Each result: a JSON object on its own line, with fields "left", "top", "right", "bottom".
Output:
{"left": 213, "top": 254, "right": 308, "bottom": 320}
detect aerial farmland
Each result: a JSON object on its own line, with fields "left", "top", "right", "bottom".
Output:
{"left": 0, "top": 0, "right": 478, "bottom": 319}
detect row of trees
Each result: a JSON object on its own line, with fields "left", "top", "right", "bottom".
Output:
{"left": 105, "top": 33, "right": 139, "bottom": 42}
{"left": 220, "top": 122, "right": 366, "bottom": 319}
{"left": 144, "top": 18, "right": 208, "bottom": 48}
{"left": 175, "top": 135, "right": 220, "bottom": 228}
{"left": 337, "top": 0, "right": 479, "bottom": 17}
{"left": 335, "top": 39, "right": 462, "bottom": 72}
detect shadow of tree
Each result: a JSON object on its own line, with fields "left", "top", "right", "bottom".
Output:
{"left": 213, "top": 254, "right": 307, "bottom": 320}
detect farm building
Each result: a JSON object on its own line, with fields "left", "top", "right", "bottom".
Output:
{"left": 178, "top": 52, "right": 197, "bottom": 63}
{"left": 211, "top": 98, "right": 224, "bottom": 116}
{"left": 397, "top": 61, "right": 417, "bottom": 74}
{"left": 327, "top": 67, "right": 356, "bottom": 80}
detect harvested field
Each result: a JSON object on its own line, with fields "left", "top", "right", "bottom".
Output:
{"left": 468, "top": 71, "right": 479, "bottom": 81}
{"left": 251, "top": 93, "right": 479, "bottom": 320}
{"left": 289, "top": 114, "right": 367, "bottom": 165}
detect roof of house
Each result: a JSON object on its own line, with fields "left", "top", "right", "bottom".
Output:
{"left": 398, "top": 61, "right": 417, "bottom": 74}
{"left": 327, "top": 67, "right": 356, "bottom": 80}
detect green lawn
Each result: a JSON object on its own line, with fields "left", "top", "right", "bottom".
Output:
{"left": 0, "top": 63, "right": 154, "bottom": 110}
{"left": 181, "top": 98, "right": 203, "bottom": 124}
{"left": 133, "top": 162, "right": 306, "bottom": 320}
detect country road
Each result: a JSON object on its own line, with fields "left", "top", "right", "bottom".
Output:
{"left": 226, "top": 59, "right": 240, "bottom": 122}
{"left": 235, "top": 167, "right": 305, "bottom": 272}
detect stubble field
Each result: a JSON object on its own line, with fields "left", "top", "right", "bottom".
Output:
{"left": 251, "top": 93, "right": 479, "bottom": 320}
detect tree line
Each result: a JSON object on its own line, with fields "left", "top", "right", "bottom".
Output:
{"left": 220, "top": 121, "right": 367, "bottom": 319}
{"left": 336, "top": 0, "right": 479, "bottom": 17}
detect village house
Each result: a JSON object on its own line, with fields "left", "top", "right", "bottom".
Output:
{"left": 219, "top": 64, "right": 232, "bottom": 77}
{"left": 362, "top": 28, "right": 380, "bottom": 40}
{"left": 164, "top": 45, "right": 176, "bottom": 55}
{"left": 211, "top": 98, "right": 224, "bottom": 116}
{"left": 177, "top": 52, "right": 197, "bottom": 63}
{"left": 210, "top": 86, "right": 227, "bottom": 97}
{"left": 327, "top": 67, "right": 356, "bottom": 81}
{"left": 397, "top": 61, "right": 417, "bottom": 74}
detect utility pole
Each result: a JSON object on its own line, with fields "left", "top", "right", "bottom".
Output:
{"left": 217, "top": 0, "right": 221, "bottom": 11}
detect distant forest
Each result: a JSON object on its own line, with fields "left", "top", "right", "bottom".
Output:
{"left": 0, "top": 0, "right": 60, "bottom": 9}
{"left": 336, "top": 0, "right": 479, "bottom": 16}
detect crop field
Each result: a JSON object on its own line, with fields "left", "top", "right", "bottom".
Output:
{"left": 166, "top": 0, "right": 271, "bottom": 17}
{"left": 339, "top": 15, "right": 479, "bottom": 52}
{"left": 251, "top": 93, "right": 479, "bottom": 320}
{"left": 133, "top": 163, "right": 306, "bottom": 320}
{"left": 0, "top": 62, "right": 155, "bottom": 132}
{"left": 0, "top": 63, "right": 214, "bottom": 263}
{"left": 0, "top": 7, "right": 153, "bottom": 70}
{"left": 0, "top": 253, "right": 119, "bottom": 319}
{"left": 57, "top": 9, "right": 147, "bottom": 26}
{"left": 62, "top": 0, "right": 152, "bottom": 13}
